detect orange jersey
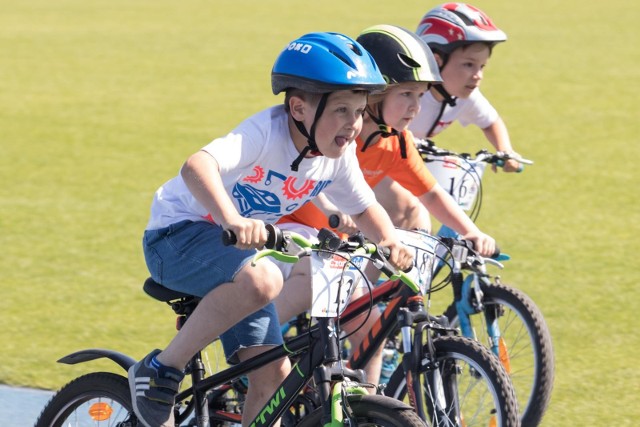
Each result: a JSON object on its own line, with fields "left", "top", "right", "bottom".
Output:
{"left": 279, "top": 131, "right": 437, "bottom": 230}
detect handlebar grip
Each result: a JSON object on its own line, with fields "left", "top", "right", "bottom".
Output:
{"left": 495, "top": 159, "right": 525, "bottom": 173}
{"left": 467, "top": 240, "right": 502, "bottom": 259}
{"left": 221, "top": 224, "right": 282, "bottom": 249}
{"left": 377, "top": 246, "right": 390, "bottom": 259}
{"left": 373, "top": 246, "right": 395, "bottom": 278}
{"left": 222, "top": 229, "right": 237, "bottom": 246}
{"left": 328, "top": 214, "right": 340, "bottom": 229}
{"left": 441, "top": 237, "right": 501, "bottom": 259}
{"left": 374, "top": 245, "right": 413, "bottom": 274}
{"left": 490, "top": 246, "right": 502, "bottom": 259}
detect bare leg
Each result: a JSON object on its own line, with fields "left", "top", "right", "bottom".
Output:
{"left": 276, "top": 250, "right": 387, "bottom": 385}
{"left": 151, "top": 259, "right": 286, "bottom": 426}
{"left": 342, "top": 285, "right": 384, "bottom": 385}
{"left": 156, "top": 259, "right": 283, "bottom": 369}
{"left": 373, "top": 176, "right": 431, "bottom": 232}
{"left": 238, "top": 346, "right": 290, "bottom": 427}
{"left": 274, "top": 258, "right": 312, "bottom": 324}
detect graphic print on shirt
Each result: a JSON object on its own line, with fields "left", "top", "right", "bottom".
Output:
{"left": 430, "top": 120, "right": 453, "bottom": 137}
{"left": 233, "top": 165, "right": 332, "bottom": 221}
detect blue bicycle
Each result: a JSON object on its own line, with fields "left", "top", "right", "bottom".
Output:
{"left": 418, "top": 139, "right": 555, "bottom": 427}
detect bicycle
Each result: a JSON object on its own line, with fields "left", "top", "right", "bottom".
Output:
{"left": 275, "top": 226, "right": 520, "bottom": 426}
{"left": 37, "top": 224, "right": 502, "bottom": 427}
{"left": 416, "top": 138, "right": 555, "bottom": 427}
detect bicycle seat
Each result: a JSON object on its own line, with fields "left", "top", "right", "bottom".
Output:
{"left": 143, "top": 277, "right": 197, "bottom": 302}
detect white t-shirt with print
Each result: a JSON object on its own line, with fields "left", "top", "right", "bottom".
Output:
{"left": 409, "top": 89, "right": 498, "bottom": 139}
{"left": 146, "top": 105, "right": 375, "bottom": 230}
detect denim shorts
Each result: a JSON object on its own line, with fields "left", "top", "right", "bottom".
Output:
{"left": 143, "top": 220, "right": 284, "bottom": 363}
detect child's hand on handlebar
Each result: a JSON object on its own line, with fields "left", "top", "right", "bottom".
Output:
{"left": 384, "top": 241, "right": 414, "bottom": 272}
{"left": 494, "top": 151, "right": 522, "bottom": 173}
{"left": 331, "top": 213, "right": 358, "bottom": 235}
{"left": 224, "top": 217, "right": 268, "bottom": 249}
{"left": 502, "top": 157, "right": 522, "bottom": 173}
{"left": 462, "top": 230, "right": 496, "bottom": 258}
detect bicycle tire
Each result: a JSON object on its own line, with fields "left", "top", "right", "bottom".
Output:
{"left": 294, "top": 394, "right": 425, "bottom": 427}
{"left": 444, "top": 280, "right": 554, "bottom": 427}
{"left": 385, "top": 335, "right": 519, "bottom": 427}
{"left": 34, "top": 372, "right": 133, "bottom": 427}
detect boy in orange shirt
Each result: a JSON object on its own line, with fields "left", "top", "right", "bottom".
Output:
{"left": 276, "top": 24, "right": 495, "bottom": 385}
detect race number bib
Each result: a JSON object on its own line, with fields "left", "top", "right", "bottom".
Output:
{"left": 425, "top": 155, "right": 486, "bottom": 211}
{"left": 310, "top": 253, "right": 368, "bottom": 318}
{"left": 396, "top": 229, "right": 437, "bottom": 295}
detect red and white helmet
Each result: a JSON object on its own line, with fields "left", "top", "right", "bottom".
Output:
{"left": 416, "top": 3, "right": 506, "bottom": 55}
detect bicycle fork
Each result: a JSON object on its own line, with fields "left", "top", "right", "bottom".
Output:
{"left": 399, "top": 297, "right": 465, "bottom": 425}
{"left": 452, "top": 264, "right": 510, "bottom": 373}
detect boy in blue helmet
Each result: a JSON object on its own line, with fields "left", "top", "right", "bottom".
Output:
{"left": 129, "top": 32, "right": 414, "bottom": 427}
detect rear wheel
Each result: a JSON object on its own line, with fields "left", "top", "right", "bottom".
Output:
{"left": 445, "top": 280, "right": 554, "bottom": 427}
{"left": 385, "top": 335, "right": 519, "bottom": 427}
{"left": 35, "top": 372, "right": 133, "bottom": 427}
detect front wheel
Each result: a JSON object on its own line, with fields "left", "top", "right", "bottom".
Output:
{"left": 385, "top": 335, "right": 519, "bottom": 427}
{"left": 295, "top": 394, "right": 425, "bottom": 427}
{"left": 444, "top": 280, "right": 555, "bottom": 427}
{"left": 35, "top": 372, "right": 134, "bottom": 427}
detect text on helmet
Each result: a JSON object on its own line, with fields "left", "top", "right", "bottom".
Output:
{"left": 287, "top": 42, "right": 313, "bottom": 54}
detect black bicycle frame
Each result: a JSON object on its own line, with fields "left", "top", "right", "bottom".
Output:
{"left": 333, "top": 276, "right": 455, "bottom": 421}
{"left": 178, "top": 316, "right": 367, "bottom": 426}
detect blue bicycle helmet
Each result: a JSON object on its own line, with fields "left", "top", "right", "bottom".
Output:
{"left": 272, "top": 32, "right": 387, "bottom": 171}
{"left": 272, "top": 32, "right": 387, "bottom": 95}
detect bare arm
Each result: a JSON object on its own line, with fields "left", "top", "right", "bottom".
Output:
{"left": 351, "top": 203, "right": 413, "bottom": 271}
{"left": 418, "top": 185, "right": 496, "bottom": 256}
{"left": 482, "top": 117, "right": 521, "bottom": 173}
{"left": 312, "top": 193, "right": 358, "bottom": 234}
{"left": 181, "top": 150, "right": 267, "bottom": 248}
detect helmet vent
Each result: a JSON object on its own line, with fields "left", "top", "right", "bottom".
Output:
{"left": 451, "top": 10, "right": 474, "bottom": 26}
{"left": 397, "top": 53, "right": 421, "bottom": 70}
{"left": 329, "top": 49, "right": 355, "bottom": 68}
{"left": 346, "top": 42, "right": 363, "bottom": 56}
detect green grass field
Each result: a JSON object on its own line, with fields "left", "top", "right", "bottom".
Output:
{"left": 2, "top": 0, "right": 639, "bottom": 425}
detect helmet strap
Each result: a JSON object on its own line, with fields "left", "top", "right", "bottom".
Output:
{"left": 290, "top": 93, "right": 329, "bottom": 171}
{"left": 430, "top": 52, "right": 456, "bottom": 107}
{"left": 361, "top": 105, "right": 407, "bottom": 159}
{"left": 431, "top": 83, "right": 457, "bottom": 107}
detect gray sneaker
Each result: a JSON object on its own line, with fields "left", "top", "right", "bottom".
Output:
{"left": 128, "top": 349, "right": 184, "bottom": 427}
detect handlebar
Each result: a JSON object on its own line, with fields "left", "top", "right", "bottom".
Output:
{"left": 222, "top": 223, "right": 284, "bottom": 249}
{"left": 328, "top": 214, "right": 499, "bottom": 267}
{"left": 222, "top": 224, "right": 504, "bottom": 294}
{"left": 443, "top": 237, "right": 500, "bottom": 258}
{"left": 328, "top": 214, "right": 340, "bottom": 229}
{"left": 416, "top": 138, "right": 533, "bottom": 171}
{"left": 223, "top": 224, "right": 414, "bottom": 291}
{"left": 439, "top": 237, "right": 510, "bottom": 272}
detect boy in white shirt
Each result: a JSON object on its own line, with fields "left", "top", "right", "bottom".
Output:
{"left": 377, "top": 3, "right": 525, "bottom": 230}
{"left": 411, "top": 2, "right": 521, "bottom": 169}
{"left": 129, "top": 32, "right": 413, "bottom": 427}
